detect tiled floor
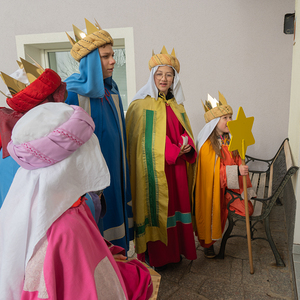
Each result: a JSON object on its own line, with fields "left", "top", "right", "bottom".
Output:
{"left": 129, "top": 204, "right": 297, "bottom": 299}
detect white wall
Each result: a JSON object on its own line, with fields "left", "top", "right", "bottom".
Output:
{"left": 288, "top": 0, "right": 300, "bottom": 245}
{"left": 0, "top": 0, "right": 295, "bottom": 159}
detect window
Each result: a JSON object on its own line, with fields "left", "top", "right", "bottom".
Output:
{"left": 15, "top": 27, "right": 136, "bottom": 110}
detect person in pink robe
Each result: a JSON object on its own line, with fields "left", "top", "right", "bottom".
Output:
{"left": 21, "top": 198, "right": 152, "bottom": 300}
{"left": 0, "top": 103, "right": 153, "bottom": 300}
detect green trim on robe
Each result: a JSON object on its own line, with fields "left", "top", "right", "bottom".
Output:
{"left": 144, "top": 109, "right": 159, "bottom": 227}
{"left": 167, "top": 211, "right": 193, "bottom": 228}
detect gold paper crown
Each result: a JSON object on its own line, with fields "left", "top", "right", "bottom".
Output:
{"left": 202, "top": 91, "right": 233, "bottom": 123}
{"left": 149, "top": 46, "right": 180, "bottom": 73}
{"left": 0, "top": 57, "right": 44, "bottom": 98}
{"left": 66, "top": 18, "right": 113, "bottom": 62}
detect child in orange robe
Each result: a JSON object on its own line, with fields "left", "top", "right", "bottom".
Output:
{"left": 194, "top": 93, "right": 255, "bottom": 258}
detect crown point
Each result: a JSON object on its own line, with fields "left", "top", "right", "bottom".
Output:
{"left": 201, "top": 99, "right": 209, "bottom": 112}
{"left": 94, "top": 19, "right": 102, "bottom": 30}
{"left": 16, "top": 60, "right": 23, "bottom": 69}
{"left": 20, "top": 58, "right": 43, "bottom": 84}
{"left": 72, "top": 25, "right": 86, "bottom": 42}
{"left": 218, "top": 91, "right": 227, "bottom": 106}
{"left": 160, "top": 45, "right": 168, "bottom": 54}
{"left": 85, "top": 18, "right": 99, "bottom": 35}
{"left": 207, "top": 94, "right": 214, "bottom": 102}
{"left": 206, "top": 94, "right": 219, "bottom": 109}
{"left": 66, "top": 32, "right": 76, "bottom": 46}
{"left": 25, "top": 55, "right": 44, "bottom": 71}
{"left": 152, "top": 49, "right": 155, "bottom": 56}
{"left": 0, "top": 71, "right": 27, "bottom": 96}
{"left": 171, "top": 48, "right": 176, "bottom": 57}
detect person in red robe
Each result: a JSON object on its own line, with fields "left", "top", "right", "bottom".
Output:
{"left": 126, "top": 47, "right": 197, "bottom": 270}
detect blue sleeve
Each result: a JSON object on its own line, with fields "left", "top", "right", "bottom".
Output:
{"left": 0, "top": 151, "right": 20, "bottom": 208}
{"left": 65, "top": 91, "right": 79, "bottom": 105}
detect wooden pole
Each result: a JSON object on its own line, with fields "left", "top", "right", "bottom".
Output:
{"left": 242, "top": 139, "right": 254, "bottom": 274}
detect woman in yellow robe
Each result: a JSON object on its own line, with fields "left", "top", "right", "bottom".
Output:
{"left": 126, "top": 47, "right": 197, "bottom": 270}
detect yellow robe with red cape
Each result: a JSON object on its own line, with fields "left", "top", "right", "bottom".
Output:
{"left": 194, "top": 139, "right": 254, "bottom": 246}
{"left": 126, "top": 95, "right": 195, "bottom": 254}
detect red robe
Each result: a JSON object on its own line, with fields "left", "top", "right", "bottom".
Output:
{"left": 145, "top": 105, "right": 197, "bottom": 267}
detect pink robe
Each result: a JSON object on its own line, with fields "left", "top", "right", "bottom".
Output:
{"left": 21, "top": 202, "right": 153, "bottom": 300}
{"left": 146, "top": 105, "right": 197, "bottom": 267}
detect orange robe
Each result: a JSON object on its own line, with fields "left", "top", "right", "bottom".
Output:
{"left": 194, "top": 139, "right": 254, "bottom": 248}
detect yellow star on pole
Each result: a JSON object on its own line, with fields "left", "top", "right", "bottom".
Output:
{"left": 227, "top": 107, "right": 255, "bottom": 159}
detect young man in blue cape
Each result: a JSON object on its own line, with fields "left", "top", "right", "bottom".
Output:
{"left": 64, "top": 19, "right": 133, "bottom": 251}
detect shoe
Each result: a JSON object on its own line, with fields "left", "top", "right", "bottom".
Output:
{"left": 204, "top": 246, "right": 216, "bottom": 258}
{"left": 154, "top": 264, "right": 167, "bottom": 272}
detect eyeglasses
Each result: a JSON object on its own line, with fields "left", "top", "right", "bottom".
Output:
{"left": 154, "top": 72, "right": 174, "bottom": 80}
